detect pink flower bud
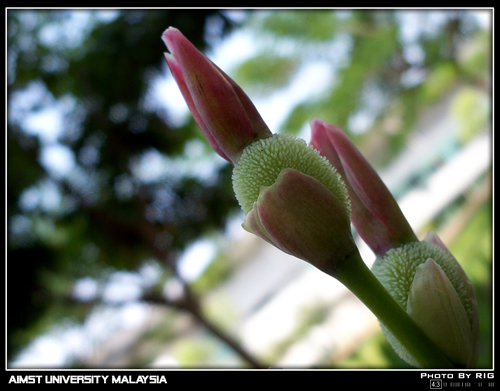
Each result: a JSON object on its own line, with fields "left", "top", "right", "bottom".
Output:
{"left": 310, "top": 118, "right": 418, "bottom": 256}
{"left": 162, "top": 27, "right": 272, "bottom": 164}
{"left": 242, "top": 168, "right": 357, "bottom": 274}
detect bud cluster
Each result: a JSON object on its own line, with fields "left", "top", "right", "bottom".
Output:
{"left": 161, "top": 26, "right": 480, "bottom": 368}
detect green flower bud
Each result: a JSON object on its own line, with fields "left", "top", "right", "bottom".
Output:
{"left": 241, "top": 168, "right": 356, "bottom": 274}
{"left": 371, "top": 241, "right": 479, "bottom": 368}
{"left": 407, "top": 258, "right": 473, "bottom": 367}
{"left": 232, "top": 133, "right": 350, "bottom": 215}
{"left": 232, "top": 133, "right": 356, "bottom": 274}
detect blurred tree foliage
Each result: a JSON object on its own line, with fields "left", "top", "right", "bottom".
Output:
{"left": 7, "top": 9, "right": 491, "bottom": 368}
{"left": 236, "top": 10, "right": 490, "bottom": 167}
{"left": 7, "top": 9, "right": 242, "bottom": 364}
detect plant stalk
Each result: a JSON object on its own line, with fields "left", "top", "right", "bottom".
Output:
{"left": 329, "top": 251, "right": 455, "bottom": 368}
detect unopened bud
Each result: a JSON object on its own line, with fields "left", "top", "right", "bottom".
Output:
{"left": 407, "top": 258, "right": 473, "bottom": 367}
{"left": 371, "top": 240, "right": 479, "bottom": 368}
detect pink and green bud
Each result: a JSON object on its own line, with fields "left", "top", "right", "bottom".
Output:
{"left": 310, "top": 118, "right": 418, "bottom": 256}
{"left": 162, "top": 28, "right": 354, "bottom": 272}
{"left": 242, "top": 168, "right": 357, "bottom": 274}
{"left": 407, "top": 258, "right": 475, "bottom": 368}
{"left": 162, "top": 27, "right": 272, "bottom": 164}
{"left": 162, "top": 30, "right": 480, "bottom": 368}
{"left": 310, "top": 119, "right": 479, "bottom": 367}
{"left": 232, "top": 133, "right": 355, "bottom": 272}
{"left": 371, "top": 234, "right": 479, "bottom": 368}
{"left": 422, "top": 231, "right": 480, "bottom": 367}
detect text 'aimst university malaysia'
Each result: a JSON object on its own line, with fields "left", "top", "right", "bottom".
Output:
{"left": 9, "top": 375, "right": 168, "bottom": 385}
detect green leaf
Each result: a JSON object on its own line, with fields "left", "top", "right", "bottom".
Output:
{"left": 234, "top": 52, "right": 299, "bottom": 94}
{"left": 260, "top": 10, "right": 338, "bottom": 41}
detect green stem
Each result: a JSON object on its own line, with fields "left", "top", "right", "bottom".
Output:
{"left": 330, "top": 251, "right": 455, "bottom": 368}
